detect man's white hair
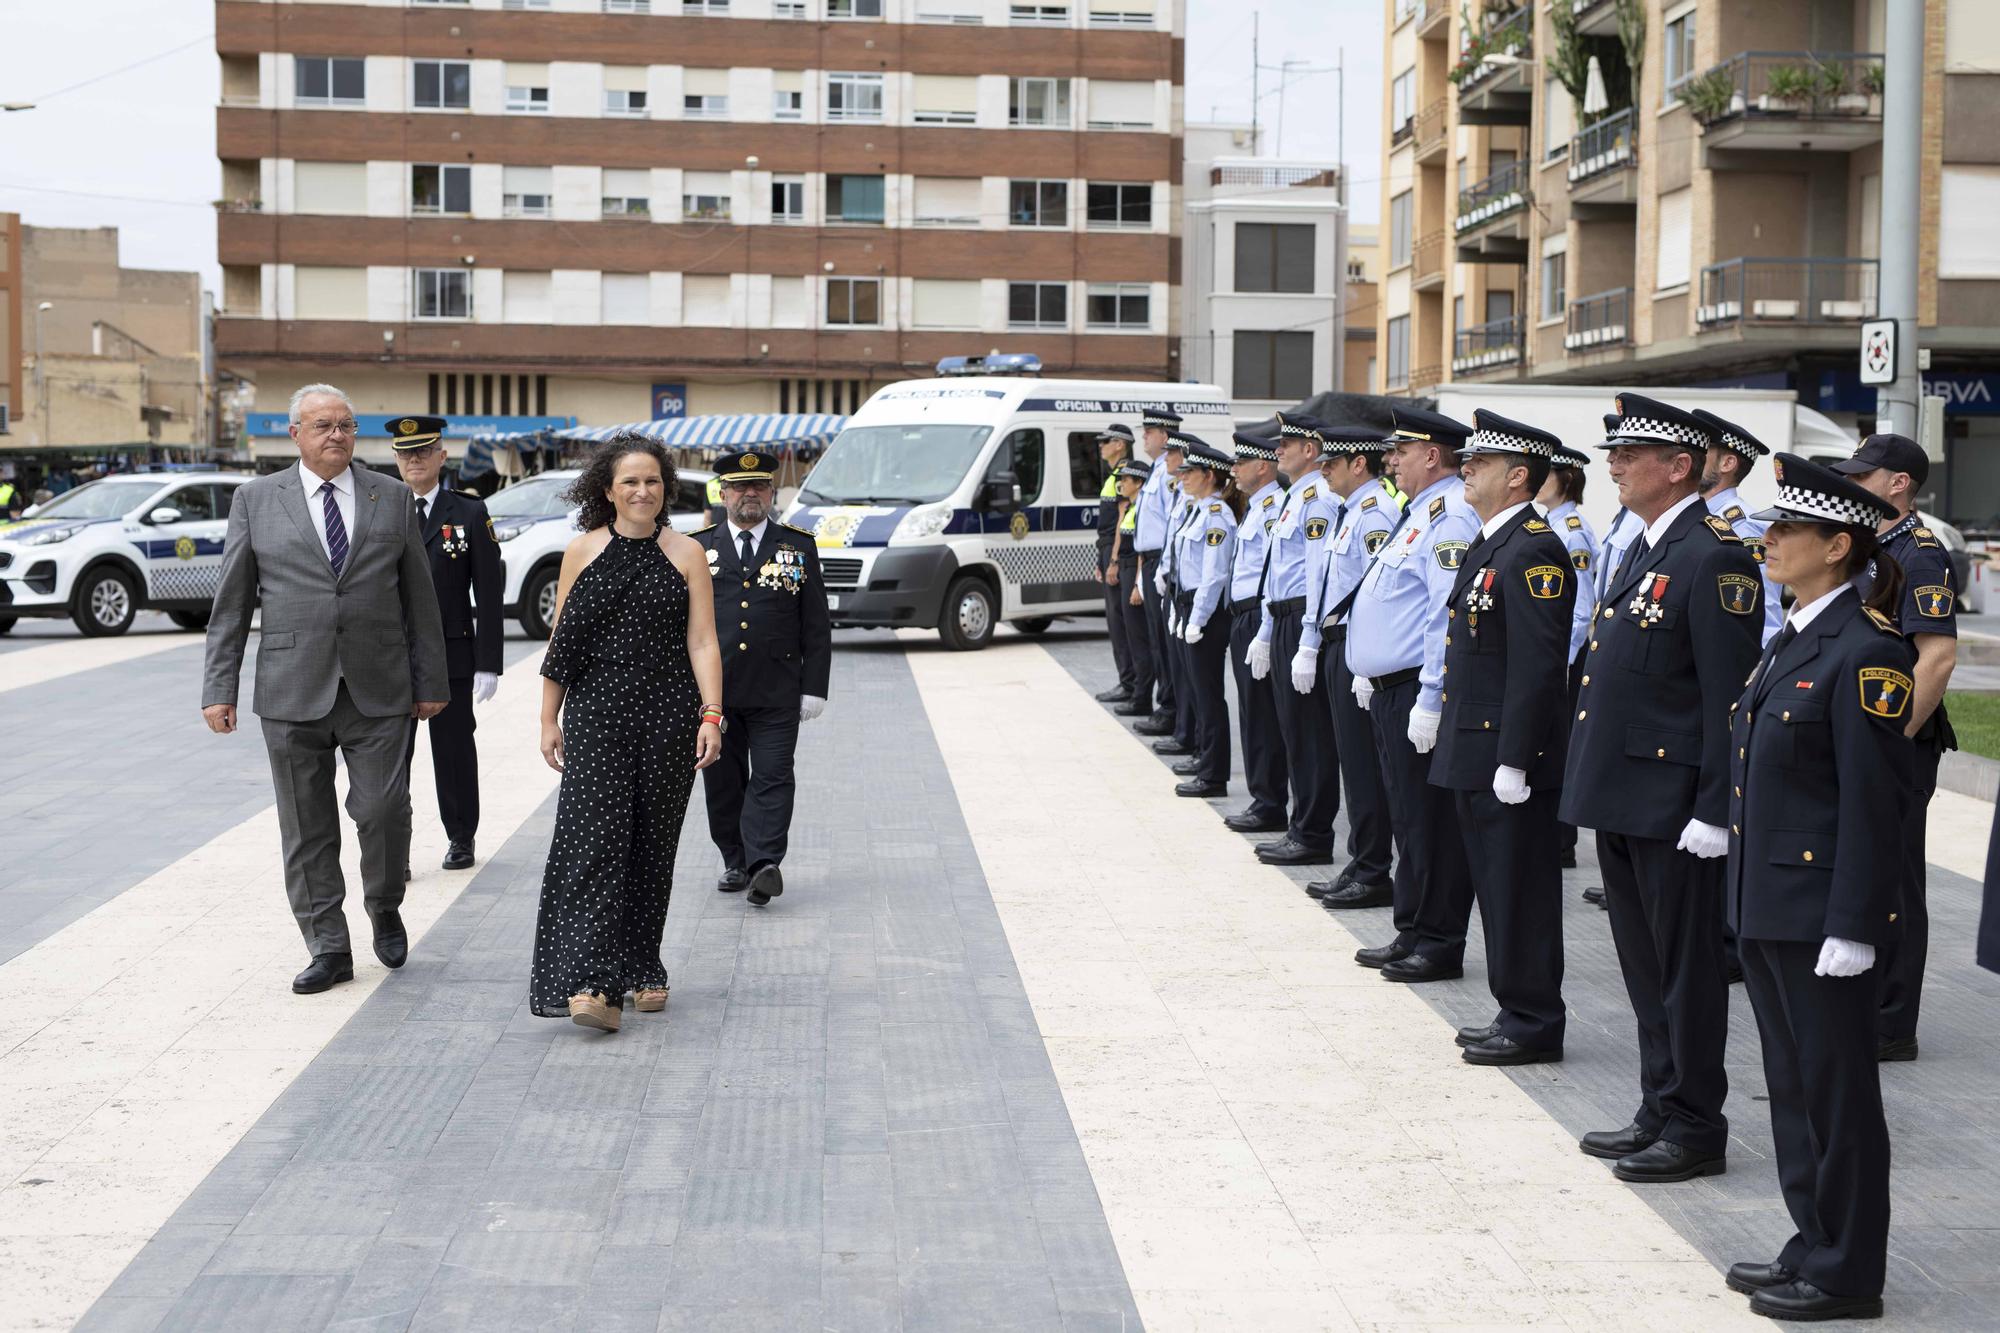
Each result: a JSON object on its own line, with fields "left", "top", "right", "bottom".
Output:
{"left": 288, "top": 382, "right": 354, "bottom": 425}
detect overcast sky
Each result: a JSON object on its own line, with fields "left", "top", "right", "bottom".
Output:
{"left": 0, "top": 0, "right": 1382, "bottom": 297}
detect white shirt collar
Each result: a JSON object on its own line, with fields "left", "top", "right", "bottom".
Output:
{"left": 729, "top": 518, "right": 769, "bottom": 550}
{"left": 1480, "top": 500, "right": 1532, "bottom": 542}
{"left": 415, "top": 483, "right": 441, "bottom": 508}
{"left": 1787, "top": 581, "right": 1855, "bottom": 632}
{"left": 1641, "top": 491, "right": 1704, "bottom": 547}
{"left": 299, "top": 461, "right": 352, "bottom": 496}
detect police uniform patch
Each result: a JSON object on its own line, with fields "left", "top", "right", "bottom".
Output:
{"left": 1570, "top": 548, "right": 1591, "bottom": 573}
{"left": 1364, "top": 530, "right": 1389, "bottom": 555}
{"left": 1912, "top": 527, "right": 1941, "bottom": 548}
{"left": 1524, "top": 518, "right": 1550, "bottom": 534}
{"left": 1208, "top": 502, "right": 1223, "bottom": 513}
{"left": 1360, "top": 496, "right": 1378, "bottom": 509}
{"left": 1859, "top": 666, "right": 1914, "bottom": 719}
{"left": 1723, "top": 504, "right": 1745, "bottom": 521}
{"left": 1914, "top": 585, "right": 1953, "bottom": 617}
{"left": 1302, "top": 485, "right": 1318, "bottom": 501}
{"left": 1433, "top": 539, "right": 1469, "bottom": 571}
{"left": 1262, "top": 494, "right": 1277, "bottom": 508}
{"left": 1744, "top": 538, "right": 1766, "bottom": 565}
{"left": 1718, "top": 572, "right": 1760, "bottom": 616}
{"left": 1525, "top": 564, "right": 1565, "bottom": 599}
{"left": 1008, "top": 511, "right": 1030, "bottom": 540}
{"left": 1305, "top": 517, "right": 1329, "bottom": 541}
{"left": 1565, "top": 515, "right": 1583, "bottom": 531}
{"left": 1703, "top": 515, "right": 1741, "bottom": 542}
{"left": 1428, "top": 496, "right": 1447, "bottom": 520}
{"left": 1205, "top": 528, "right": 1226, "bottom": 547}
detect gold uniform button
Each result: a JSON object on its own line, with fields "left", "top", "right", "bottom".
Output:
{"left": 1577, "top": 710, "right": 1587, "bottom": 720}
{"left": 1449, "top": 609, "right": 1456, "bottom": 619}
{"left": 1782, "top": 709, "right": 1791, "bottom": 721}
{"left": 1590, "top": 640, "right": 1599, "bottom": 651}
{"left": 1740, "top": 747, "right": 1746, "bottom": 758}
{"left": 1442, "top": 692, "right": 1449, "bottom": 702}
{"left": 1889, "top": 912, "right": 1898, "bottom": 923}
{"left": 1482, "top": 720, "right": 1490, "bottom": 730}
{"left": 1580, "top": 675, "right": 1590, "bottom": 686}
{"left": 1656, "top": 748, "right": 1666, "bottom": 758}
{"left": 740, "top": 621, "right": 749, "bottom": 629}
{"left": 1604, "top": 607, "right": 1615, "bottom": 619}
{"left": 1803, "top": 850, "right": 1813, "bottom": 862}
{"left": 1733, "top": 824, "right": 1741, "bottom": 835}
{"left": 741, "top": 600, "right": 749, "bottom": 608}
{"left": 1735, "top": 786, "right": 1741, "bottom": 797}
{"left": 738, "top": 642, "right": 747, "bottom": 650}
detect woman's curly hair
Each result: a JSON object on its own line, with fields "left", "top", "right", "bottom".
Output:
{"left": 563, "top": 432, "right": 680, "bottom": 533}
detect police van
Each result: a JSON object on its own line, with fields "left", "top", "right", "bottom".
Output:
{"left": 0, "top": 470, "right": 251, "bottom": 636}
{"left": 782, "top": 356, "right": 1232, "bottom": 650}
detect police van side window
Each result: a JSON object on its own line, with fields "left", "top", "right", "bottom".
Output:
{"left": 1066, "top": 432, "right": 1106, "bottom": 499}
{"left": 987, "top": 428, "right": 1045, "bottom": 504}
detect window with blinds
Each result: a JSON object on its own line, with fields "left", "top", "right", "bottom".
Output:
{"left": 503, "top": 271, "right": 553, "bottom": 323}
{"left": 1085, "top": 80, "right": 1154, "bottom": 131}
{"left": 294, "top": 162, "right": 367, "bottom": 215}
{"left": 601, "top": 273, "right": 651, "bottom": 324}
{"left": 1655, "top": 186, "right": 1692, "bottom": 290}
{"left": 913, "top": 279, "right": 982, "bottom": 328}
{"left": 503, "top": 166, "right": 553, "bottom": 218}
{"left": 1088, "top": 0, "right": 1154, "bottom": 26}
{"left": 912, "top": 74, "right": 977, "bottom": 125}
{"left": 913, "top": 176, "right": 981, "bottom": 227}
{"left": 294, "top": 266, "right": 368, "bottom": 320}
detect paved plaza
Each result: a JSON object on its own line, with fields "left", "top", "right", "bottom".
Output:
{"left": 1, "top": 615, "right": 1998, "bottom": 1331}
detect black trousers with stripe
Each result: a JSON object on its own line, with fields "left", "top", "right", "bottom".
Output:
{"left": 1268, "top": 607, "right": 1338, "bottom": 852}
{"left": 1228, "top": 602, "right": 1288, "bottom": 820}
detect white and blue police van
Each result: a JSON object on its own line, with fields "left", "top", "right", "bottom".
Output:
{"left": 782, "top": 356, "right": 1232, "bottom": 650}
{"left": 0, "top": 469, "right": 252, "bottom": 636}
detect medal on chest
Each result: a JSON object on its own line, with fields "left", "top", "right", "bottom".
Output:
{"left": 1467, "top": 567, "right": 1496, "bottom": 634}
{"left": 759, "top": 545, "right": 807, "bottom": 594}
{"left": 440, "top": 524, "right": 467, "bottom": 558}
{"left": 1628, "top": 571, "right": 1671, "bottom": 626}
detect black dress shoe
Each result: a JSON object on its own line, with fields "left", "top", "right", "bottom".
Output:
{"left": 1455, "top": 1021, "right": 1501, "bottom": 1049}
{"left": 442, "top": 839, "right": 475, "bottom": 871}
{"left": 1222, "top": 810, "right": 1285, "bottom": 833}
{"left": 1134, "top": 717, "right": 1174, "bottom": 736}
{"left": 1581, "top": 885, "right": 1605, "bottom": 906}
{"left": 1257, "top": 840, "right": 1332, "bottom": 866}
{"left": 369, "top": 910, "right": 407, "bottom": 969}
{"left": 746, "top": 863, "right": 785, "bottom": 907}
{"left": 1094, "top": 686, "right": 1133, "bottom": 703}
{"left": 1578, "top": 1123, "right": 1659, "bottom": 1160}
{"left": 1612, "top": 1139, "right": 1726, "bottom": 1183}
{"left": 1461, "top": 1034, "right": 1562, "bottom": 1066}
{"left": 1748, "top": 1279, "right": 1882, "bottom": 1322}
{"left": 1559, "top": 847, "right": 1577, "bottom": 869}
{"left": 1113, "top": 700, "right": 1152, "bottom": 716}
{"left": 1876, "top": 1035, "right": 1918, "bottom": 1062}
{"left": 1323, "top": 880, "right": 1393, "bottom": 910}
{"left": 1354, "top": 942, "right": 1411, "bottom": 969}
{"left": 1725, "top": 1261, "right": 1797, "bottom": 1296}
{"left": 1174, "top": 780, "right": 1226, "bottom": 798}
{"left": 718, "top": 868, "right": 748, "bottom": 893}
{"left": 1381, "top": 953, "right": 1464, "bottom": 984}
{"left": 292, "top": 952, "right": 355, "bottom": 995}
{"left": 1304, "top": 879, "right": 1339, "bottom": 899}
{"left": 1152, "top": 738, "right": 1192, "bottom": 755}
{"left": 1171, "top": 759, "right": 1203, "bottom": 776}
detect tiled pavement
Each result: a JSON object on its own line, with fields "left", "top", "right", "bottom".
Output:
{"left": 1040, "top": 626, "right": 2000, "bottom": 1330}
{"left": 75, "top": 632, "right": 1138, "bottom": 1333}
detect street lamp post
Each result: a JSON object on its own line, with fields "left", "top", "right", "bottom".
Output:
{"left": 34, "top": 301, "right": 53, "bottom": 447}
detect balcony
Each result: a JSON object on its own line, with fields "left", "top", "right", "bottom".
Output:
{"left": 1413, "top": 230, "right": 1447, "bottom": 291}
{"left": 1417, "top": 0, "right": 1448, "bottom": 39}
{"left": 1209, "top": 163, "right": 1341, "bottom": 190}
{"left": 1564, "top": 287, "right": 1632, "bottom": 353}
{"left": 1409, "top": 363, "right": 1445, "bottom": 393}
{"left": 1413, "top": 97, "right": 1449, "bottom": 163}
{"left": 1683, "top": 51, "right": 1884, "bottom": 168}
{"left": 1453, "top": 7, "right": 1532, "bottom": 125}
{"left": 1696, "top": 257, "right": 1879, "bottom": 328}
{"left": 1454, "top": 159, "right": 1529, "bottom": 263}
{"left": 1570, "top": 0, "right": 1618, "bottom": 38}
{"left": 1452, "top": 314, "right": 1524, "bottom": 376}
{"left": 1567, "top": 108, "right": 1638, "bottom": 216}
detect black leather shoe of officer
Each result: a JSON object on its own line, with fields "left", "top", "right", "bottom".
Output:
{"left": 1748, "top": 1279, "right": 1882, "bottom": 1322}
{"left": 293, "top": 952, "right": 355, "bottom": 995}
{"left": 1151, "top": 738, "right": 1192, "bottom": 755}
{"left": 369, "top": 910, "right": 408, "bottom": 969}
{"left": 1581, "top": 885, "right": 1605, "bottom": 906}
{"left": 718, "top": 868, "right": 748, "bottom": 893}
{"left": 1304, "top": 880, "right": 1339, "bottom": 899}
{"left": 1174, "top": 780, "right": 1226, "bottom": 798}
{"left": 1455, "top": 1021, "right": 1501, "bottom": 1049}
{"left": 1222, "top": 809, "right": 1285, "bottom": 834}
{"left": 746, "top": 863, "right": 785, "bottom": 907}
{"left": 442, "top": 839, "right": 475, "bottom": 871}
{"left": 1461, "top": 1034, "right": 1562, "bottom": 1066}
{"left": 1725, "top": 1261, "right": 1797, "bottom": 1296}
{"left": 1170, "top": 758, "right": 1202, "bottom": 776}
{"left": 1322, "top": 880, "right": 1393, "bottom": 910}
{"left": 1134, "top": 716, "right": 1174, "bottom": 736}
{"left": 1876, "top": 1035, "right": 1918, "bottom": 1062}
{"left": 1380, "top": 953, "right": 1463, "bottom": 984}
{"left": 1354, "top": 942, "right": 1410, "bottom": 969}
{"left": 1611, "top": 1139, "right": 1726, "bottom": 1183}
{"left": 1113, "top": 699, "right": 1151, "bottom": 716}
{"left": 1578, "top": 1123, "right": 1659, "bottom": 1160}
{"left": 1094, "top": 685, "right": 1132, "bottom": 703}
{"left": 1257, "top": 840, "right": 1331, "bottom": 866}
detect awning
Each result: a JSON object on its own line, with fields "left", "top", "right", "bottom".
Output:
{"left": 560, "top": 413, "right": 847, "bottom": 450}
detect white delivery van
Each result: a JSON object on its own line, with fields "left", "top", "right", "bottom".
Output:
{"left": 784, "top": 358, "right": 1232, "bottom": 649}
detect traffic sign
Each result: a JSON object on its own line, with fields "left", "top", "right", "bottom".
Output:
{"left": 1860, "top": 319, "right": 1896, "bottom": 385}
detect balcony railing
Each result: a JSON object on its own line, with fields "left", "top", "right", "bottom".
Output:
{"left": 1682, "top": 51, "right": 1884, "bottom": 127}
{"left": 1565, "top": 287, "right": 1633, "bottom": 352}
{"left": 1452, "top": 314, "right": 1524, "bottom": 374}
{"left": 1414, "top": 97, "right": 1448, "bottom": 158}
{"left": 1391, "top": 114, "right": 1415, "bottom": 147}
{"left": 1414, "top": 230, "right": 1446, "bottom": 285}
{"left": 1696, "top": 258, "right": 1880, "bottom": 327}
{"left": 1209, "top": 164, "right": 1341, "bottom": 189}
{"left": 1455, "top": 160, "right": 1527, "bottom": 231}
{"left": 1455, "top": 7, "right": 1532, "bottom": 93}
{"left": 1568, "top": 108, "right": 1636, "bottom": 184}
{"left": 1410, "top": 363, "right": 1445, "bottom": 392}
{"left": 1395, "top": 0, "right": 1420, "bottom": 28}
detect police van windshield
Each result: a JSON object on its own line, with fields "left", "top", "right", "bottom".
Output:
{"left": 799, "top": 424, "right": 993, "bottom": 505}
{"left": 26, "top": 478, "right": 169, "bottom": 520}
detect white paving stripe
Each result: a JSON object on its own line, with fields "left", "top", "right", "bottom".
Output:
{"left": 907, "top": 636, "right": 1768, "bottom": 1333}
{"left": 0, "top": 630, "right": 203, "bottom": 694}
{"left": 0, "top": 651, "right": 558, "bottom": 1333}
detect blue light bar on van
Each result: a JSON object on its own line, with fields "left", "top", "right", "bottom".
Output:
{"left": 936, "top": 353, "right": 1043, "bottom": 377}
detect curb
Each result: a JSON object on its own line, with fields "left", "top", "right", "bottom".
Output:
{"left": 1940, "top": 749, "right": 2000, "bottom": 803}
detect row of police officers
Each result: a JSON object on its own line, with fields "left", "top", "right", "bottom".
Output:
{"left": 1093, "top": 394, "right": 1962, "bottom": 1324}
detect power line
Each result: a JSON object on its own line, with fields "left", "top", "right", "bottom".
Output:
{"left": 27, "top": 33, "right": 216, "bottom": 105}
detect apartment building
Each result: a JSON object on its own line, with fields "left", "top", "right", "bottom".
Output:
{"left": 1377, "top": 0, "right": 2000, "bottom": 522}
{"left": 213, "top": 0, "right": 1184, "bottom": 461}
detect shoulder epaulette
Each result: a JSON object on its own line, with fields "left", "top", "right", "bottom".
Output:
{"left": 1564, "top": 514, "right": 1583, "bottom": 530}
{"left": 457, "top": 488, "right": 482, "bottom": 499}
{"left": 1523, "top": 518, "right": 1550, "bottom": 534}
{"left": 1360, "top": 496, "right": 1378, "bottom": 510}
{"left": 1863, "top": 606, "right": 1903, "bottom": 636}
{"left": 1427, "top": 496, "right": 1446, "bottom": 520}
{"left": 780, "top": 521, "right": 814, "bottom": 536}
{"left": 1261, "top": 494, "right": 1277, "bottom": 508}
{"left": 1723, "top": 504, "right": 1745, "bottom": 521}
{"left": 1208, "top": 501, "right": 1223, "bottom": 513}
{"left": 693, "top": 523, "right": 718, "bottom": 535}
{"left": 1911, "top": 526, "right": 1942, "bottom": 549}
{"left": 1703, "top": 515, "right": 1741, "bottom": 542}
{"left": 1302, "top": 485, "right": 1318, "bottom": 501}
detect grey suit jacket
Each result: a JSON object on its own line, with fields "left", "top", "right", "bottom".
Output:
{"left": 202, "top": 463, "right": 450, "bottom": 722}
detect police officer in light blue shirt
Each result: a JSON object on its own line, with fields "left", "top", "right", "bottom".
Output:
{"left": 1168, "top": 434, "right": 1240, "bottom": 797}
{"left": 1346, "top": 405, "right": 1480, "bottom": 983}
{"left": 1144, "top": 429, "right": 1200, "bottom": 755}
{"left": 1542, "top": 443, "right": 1601, "bottom": 872}
{"left": 1132, "top": 406, "right": 1184, "bottom": 734}
{"left": 1693, "top": 407, "right": 1783, "bottom": 645}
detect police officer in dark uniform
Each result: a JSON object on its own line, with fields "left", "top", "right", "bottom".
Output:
{"left": 1433, "top": 411, "right": 1574, "bottom": 1066}
{"left": 392, "top": 414, "right": 502, "bottom": 871}
{"left": 1832, "top": 432, "right": 1960, "bottom": 1062}
{"left": 1722, "top": 453, "right": 1912, "bottom": 1323}
{"left": 1093, "top": 424, "right": 1139, "bottom": 705}
{"left": 1111, "top": 456, "right": 1155, "bottom": 718}
{"left": 1562, "top": 394, "right": 1764, "bottom": 1184}
{"left": 694, "top": 450, "right": 833, "bottom": 908}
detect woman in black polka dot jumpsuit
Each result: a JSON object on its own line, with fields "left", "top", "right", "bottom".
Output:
{"left": 531, "top": 436, "right": 724, "bottom": 1032}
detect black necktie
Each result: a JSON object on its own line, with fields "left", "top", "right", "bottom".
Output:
{"left": 417, "top": 497, "right": 429, "bottom": 524}
{"left": 740, "top": 531, "right": 755, "bottom": 567}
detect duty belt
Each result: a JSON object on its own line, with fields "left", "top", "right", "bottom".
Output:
{"left": 1368, "top": 666, "right": 1421, "bottom": 691}
{"left": 1268, "top": 597, "right": 1306, "bottom": 615}
{"left": 1229, "top": 597, "right": 1262, "bottom": 614}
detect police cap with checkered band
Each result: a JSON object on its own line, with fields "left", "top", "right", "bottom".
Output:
{"left": 1689, "top": 407, "right": 1770, "bottom": 469}
{"left": 1174, "top": 434, "right": 1232, "bottom": 473}
{"left": 1458, "top": 408, "right": 1562, "bottom": 460}
{"left": 1230, "top": 428, "right": 1282, "bottom": 463}
{"left": 1318, "top": 426, "right": 1392, "bottom": 461}
{"left": 1598, "top": 392, "right": 1715, "bottom": 452}
{"left": 1752, "top": 452, "right": 1897, "bottom": 530}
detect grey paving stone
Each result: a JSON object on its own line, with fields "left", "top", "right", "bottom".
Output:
{"left": 157, "top": 1273, "right": 351, "bottom": 1333}
{"left": 900, "top": 1260, "right": 1063, "bottom": 1333}
{"left": 321, "top": 1236, "right": 446, "bottom": 1331}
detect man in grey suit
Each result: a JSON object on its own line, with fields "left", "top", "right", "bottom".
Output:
{"left": 202, "top": 384, "right": 450, "bottom": 994}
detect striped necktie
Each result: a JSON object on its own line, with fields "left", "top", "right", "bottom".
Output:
{"left": 319, "top": 481, "right": 348, "bottom": 578}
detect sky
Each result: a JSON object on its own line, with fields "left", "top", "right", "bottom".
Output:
{"left": 0, "top": 0, "right": 1383, "bottom": 298}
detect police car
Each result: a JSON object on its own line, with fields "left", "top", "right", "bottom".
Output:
{"left": 490, "top": 465, "right": 716, "bottom": 637}
{"left": 783, "top": 356, "right": 1232, "bottom": 650}
{"left": 0, "top": 470, "right": 251, "bottom": 636}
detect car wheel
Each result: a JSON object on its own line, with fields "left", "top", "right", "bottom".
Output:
{"left": 520, "top": 563, "right": 560, "bottom": 639}
{"left": 72, "top": 566, "right": 138, "bottom": 637}
{"left": 0, "top": 616, "right": 15, "bottom": 635}
{"left": 1012, "top": 617, "right": 1053, "bottom": 636}
{"left": 167, "top": 609, "right": 211, "bottom": 630}
{"left": 937, "top": 575, "right": 997, "bottom": 652}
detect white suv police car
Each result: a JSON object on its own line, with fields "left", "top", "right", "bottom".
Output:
{"left": 489, "top": 466, "right": 716, "bottom": 638}
{"left": 0, "top": 471, "right": 251, "bottom": 636}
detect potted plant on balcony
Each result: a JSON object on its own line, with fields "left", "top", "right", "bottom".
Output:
{"left": 1450, "top": 28, "right": 1495, "bottom": 86}
{"left": 1817, "top": 60, "right": 1869, "bottom": 114}
{"left": 1861, "top": 62, "right": 1885, "bottom": 115}
{"left": 1683, "top": 66, "right": 1742, "bottom": 126}
{"left": 1761, "top": 63, "right": 1815, "bottom": 114}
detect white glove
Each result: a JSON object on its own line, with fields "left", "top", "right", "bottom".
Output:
{"left": 1406, "top": 705, "right": 1440, "bottom": 753}
{"left": 1154, "top": 566, "right": 1169, "bottom": 596}
{"left": 1675, "top": 818, "right": 1730, "bottom": 860}
{"left": 1815, "top": 937, "right": 1877, "bottom": 978}
{"left": 471, "top": 671, "right": 498, "bottom": 705}
{"left": 1289, "top": 646, "right": 1319, "bottom": 695}
{"left": 1166, "top": 607, "right": 1180, "bottom": 639}
{"left": 799, "top": 694, "right": 827, "bottom": 722}
{"left": 1351, "top": 675, "right": 1375, "bottom": 710}
{"left": 1492, "top": 765, "right": 1530, "bottom": 805}
{"left": 1246, "top": 638, "right": 1272, "bottom": 680}
{"left": 1183, "top": 619, "right": 1204, "bottom": 646}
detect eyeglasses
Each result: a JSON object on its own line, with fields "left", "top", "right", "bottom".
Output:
{"left": 303, "top": 419, "right": 359, "bottom": 437}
